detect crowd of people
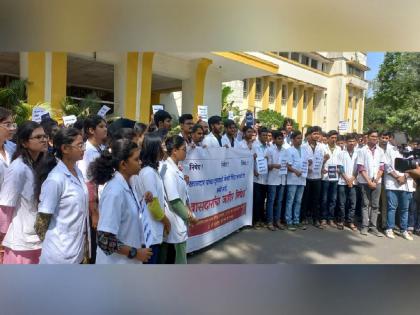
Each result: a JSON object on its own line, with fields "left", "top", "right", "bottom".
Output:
{"left": 0, "top": 105, "right": 419, "bottom": 265}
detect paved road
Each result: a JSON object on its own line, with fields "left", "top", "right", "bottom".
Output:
{"left": 188, "top": 225, "right": 420, "bottom": 264}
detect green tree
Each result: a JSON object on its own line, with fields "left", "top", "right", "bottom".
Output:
{"left": 221, "top": 85, "right": 240, "bottom": 123}
{"left": 61, "top": 93, "right": 103, "bottom": 118}
{"left": 365, "top": 52, "right": 420, "bottom": 137}
{"left": 256, "top": 109, "right": 299, "bottom": 130}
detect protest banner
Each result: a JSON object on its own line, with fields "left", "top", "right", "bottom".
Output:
{"left": 183, "top": 147, "right": 253, "bottom": 253}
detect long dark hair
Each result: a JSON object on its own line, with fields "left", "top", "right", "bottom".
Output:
{"left": 140, "top": 132, "right": 163, "bottom": 170}
{"left": 84, "top": 115, "right": 106, "bottom": 139}
{"left": 34, "top": 127, "right": 81, "bottom": 202}
{"left": 89, "top": 139, "right": 138, "bottom": 185}
{"left": 12, "top": 121, "right": 45, "bottom": 168}
{"left": 165, "top": 135, "right": 185, "bottom": 156}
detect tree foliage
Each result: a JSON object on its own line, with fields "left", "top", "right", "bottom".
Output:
{"left": 256, "top": 109, "right": 299, "bottom": 130}
{"left": 364, "top": 52, "right": 420, "bottom": 137}
{"left": 221, "top": 85, "right": 241, "bottom": 123}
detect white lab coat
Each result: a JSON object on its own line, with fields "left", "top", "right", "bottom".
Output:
{"left": 38, "top": 160, "right": 90, "bottom": 264}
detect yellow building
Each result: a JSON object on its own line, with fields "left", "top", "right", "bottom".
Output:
{"left": 0, "top": 51, "right": 368, "bottom": 132}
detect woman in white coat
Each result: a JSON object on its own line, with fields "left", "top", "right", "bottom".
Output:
{"left": 160, "top": 135, "right": 198, "bottom": 264}
{"left": 0, "top": 107, "right": 17, "bottom": 263}
{"left": 131, "top": 132, "right": 171, "bottom": 264}
{"left": 0, "top": 121, "right": 48, "bottom": 264}
{"left": 90, "top": 139, "right": 153, "bottom": 264}
{"left": 34, "top": 128, "right": 90, "bottom": 264}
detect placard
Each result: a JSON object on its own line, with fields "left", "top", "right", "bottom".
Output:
{"left": 197, "top": 105, "right": 208, "bottom": 122}
{"left": 256, "top": 157, "right": 268, "bottom": 175}
{"left": 32, "top": 107, "right": 48, "bottom": 123}
{"left": 228, "top": 111, "right": 234, "bottom": 120}
{"left": 62, "top": 115, "right": 77, "bottom": 127}
{"left": 245, "top": 112, "right": 253, "bottom": 127}
{"left": 313, "top": 155, "right": 324, "bottom": 175}
{"left": 338, "top": 121, "right": 349, "bottom": 132}
{"left": 279, "top": 157, "right": 288, "bottom": 175}
{"left": 301, "top": 160, "right": 308, "bottom": 178}
{"left": 97, "top": 105, "right": 111, "bottom": 118}
{"left": 152, "top": 104, "right": 164, "bottom": 114}
{"left": 328, "top": 165, "right": 338, "bottom": 179}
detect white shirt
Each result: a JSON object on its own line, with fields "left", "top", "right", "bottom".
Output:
{"left": 96, "top": 172, "right": 144, "bottom": 264}
{"left": 161, "top": 158, "right": 188, "bottom": 244}
{"left": 38, "top": 160, "right": 90, "bottom": 264}
{"left": 384, "top": 146, "right": 415, "bottom": 192}
{"left": 77, "top": 140, "right": 105, "bottom": 180}
{"left": 252, "top": 140, "right": 269, "bottom": 185}
{"left": 0, "top": 141, "right": 15, "bottom": 189}
{"left": 286, "top": 146, "right": 309, "bottom": 186}
{"left": 202, "top": 132, "right": 222, "bottom": 148}
{"left": 0, "top": 157, "right": 41, "bottom": 251}
{"left": 337, "top": 149, "right": 358, "bottom": 186}
{"left": 356, "top": 145, "right": 385, "bottom": 184}
{"left": 238, "top": 139, "right": 254, "bottom": 151}
{"left": 267, "top": 145, "right": 288, "bottom": 186}
{"left": 221, "top": 134, "right": 241, "bottom": 148}
{"left": 302, "top": 142, "right": 325, "bottom": 180}
{"left": 131, "top": 166, "right": 165, "bottom": 246}
{"left": 322, "top": 145, "right": 342, "bottom": 181}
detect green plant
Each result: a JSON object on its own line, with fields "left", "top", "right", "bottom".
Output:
{"left": 256, "top": 109, "right": 299, "bottom": 130}
{"left": 61, "top": 93, "right": 103, "bottom": 118}
{"left": 221, "top": 85, "right": 241, "bottom": 123}
{"left": 0, "top": 79, "right": 27, "bottom": 110}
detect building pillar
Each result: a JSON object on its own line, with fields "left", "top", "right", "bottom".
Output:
{"left": 247, "top": 78, "right": 256, "bottom": 112}
{"left": 297, "top": 85, "right": 304, "bottom": 129}
{"left": 307, "top": 87, "right": 314, "bottom": 126}
{"left": 358, "top": 91, "right": 364, "bottom": 132}
{"left": 262, "top": 77, "right": 270, "bottom": 110}
{"left": 351, "top": 89, "right": 357, "bottom": 132}
{"left": 344, "top": 84, "right": 349, "bottom": 122}
{"left": 274, "top": 78, "right": 282, "bottom": 113}
{"left": 286, "top": 82, "right": 294, "bottom": 118}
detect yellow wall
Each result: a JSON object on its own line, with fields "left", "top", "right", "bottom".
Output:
{"left": 262, "top": 77, "right": 270, "bottom": 110}
{"left": 247, "top": 78, "right": 256, "bottom": 112}
{"left": 287, "top": 82, "right": 294, "bottom": 118}
{"left": 51, "top": 52, "right": 67, "bottom": 116}
{"left": 124, "top": 52, "right": 139, "bottom": 120}
{"left": 275, "top": 78, "right": 282, "bottom": 113}
{"left": 297, "top": 85, "right": 304, "bottom": 128}
{"left": 27, "top": 52, "right": 46, "bottom": 106}
{"left": 139, "top": 52, "right": 155, "bottom": 123}
{"left": 193, "top": 58, "right": 212, "bottom": 119}
{"left": 307, "top": 88, "right": 314, "bottom": 126}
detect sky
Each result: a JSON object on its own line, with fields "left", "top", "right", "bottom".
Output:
{"left": 366, "top": 52, "right": 385, "bottom": 96}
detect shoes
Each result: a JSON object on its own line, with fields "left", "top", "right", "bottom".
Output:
{"left": 336, "top": 222, "right": 344, "bottom": 230}
{"left": 402, "top": 231, "right": 414, "bottom": 241}
{"left": 347, "top": 223, "right": 357, "bottom": 231}
{"left": 328, "top": 220, "right": 337, "bottom": 228}
{"left": 314, "top": 221, "right": 324, "bottom": 229}
{"left": 369, "top": 228, "right": 383, "bottom": 237}
{"left": 287, "top": 225, "right": 296, "bottom": 231}
{"left": 274, "top": 221, "right": 285, "bottom": 230}
{"left": 320, "top": 220, "right": 327, "bottom": 228}
{"left": 296, "top": 223, "right": 307, "bottom": 230}
{"left": 360, "top": 227, "right": 368, "bottom": 236}
{"left": 267, "top": 223, "right": 276, "bottom": 231}
{"left": 385, "top": 229, "right": 395, "bottom": 239}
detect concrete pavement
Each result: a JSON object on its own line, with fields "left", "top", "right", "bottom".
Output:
{"left": 188, "top": 225, "right": 420, "bottom": 264}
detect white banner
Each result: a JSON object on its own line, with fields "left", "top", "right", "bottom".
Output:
{"left": 197, "top": 105, "right": 208, "bottom": 122}
{"left": 183, "top": 147, "right": 253, "bottom": 253}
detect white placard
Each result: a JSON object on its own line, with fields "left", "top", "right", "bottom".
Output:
{"left": 62, "top": 115, "right": 77, "bottom": 127}
{"left": 32, "top": 107, "right": 48, "bottom": 123}
{"left": 228, "top": 111, "right": 234, "bottom": 120}
{"left": 313, "top": 155, "right": 323, "bottom": 175}
{"left": 138, "top": 199, "right": 153, "bottom": 248}
{"left": 256, "top": 157, "right": 268, "bottom": 175}
{"left": 279, "top": 157, "right": 288, "bottom": 175}
{"left": 152, "top": 105, "right": 164, "bottom": 114}
{"left": 197, "top": 105, "right": 208, "bottom": 122}
{"left": 338, "top": 121, "right": 349, "bottom": 132}
{"left": 301, "top": 160, "right": 308, "bottom": 178}
{"left": 97, "top": 105, "right": 111, "bottom": 118}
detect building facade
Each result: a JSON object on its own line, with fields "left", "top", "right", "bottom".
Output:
{"left": 0, "top": 51, "right": 368, "bottom": 132}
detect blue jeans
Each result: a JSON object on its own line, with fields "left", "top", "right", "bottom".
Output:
{"left": 321, "top": 181, "right": 338, "bottom": 220}
{"left": 266, "top": 185, "right": 285, "bottom": 224}
{"left": 386, "top": 190, "right": 412, "bottom": 232}
{"left": 408, "top": 194, "right": 419, "bottom": 231}
{"left": 285, "top": 185, "right": 305, "bottom": 225}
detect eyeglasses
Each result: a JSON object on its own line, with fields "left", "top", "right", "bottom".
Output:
{"left": 29, "top": 134, "right": 48, "bottom": 141}
{"left": 0, "top": 122, "right": 17, "bottom": 130}
{"left": 70, "top": 143, "right": 86, "bottom": 150}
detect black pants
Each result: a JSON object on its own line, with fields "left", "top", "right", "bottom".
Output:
{"left": 253, "top": 183, "right": 267, "bottom": 224}
{"left": 337, "top": 185, "right": 357, "bottom": 223}
{"left": 89, "top": 218, "right": 97, "bottom": 264}
{"left": 301, "top": 179, "right": 322, "bottom": 222}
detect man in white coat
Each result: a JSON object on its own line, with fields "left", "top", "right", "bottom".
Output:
{"left": 202, "top": 116, "right": 223, "bottom": 148}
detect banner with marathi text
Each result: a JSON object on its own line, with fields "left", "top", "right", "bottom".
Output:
{"left": 183, "top": 147, "right": 254, "bottom": 253}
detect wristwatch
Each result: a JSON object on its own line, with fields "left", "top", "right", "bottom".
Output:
{"left": 127, "top": 247, "right": 137, "bottom": 259}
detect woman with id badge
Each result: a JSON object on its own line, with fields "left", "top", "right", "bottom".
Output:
{"left": 90, "top": 139, "right": 152, "bottom": 264}
{"left": 160, "top": 135, "right": 198, "bottom": 264}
